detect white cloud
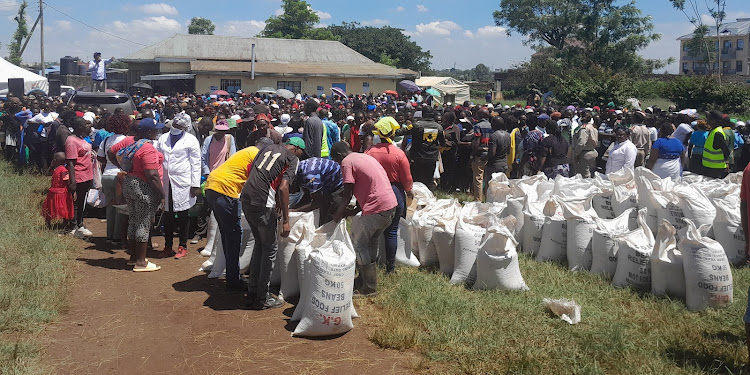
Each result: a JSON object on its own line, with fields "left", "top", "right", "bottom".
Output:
{"left": 0, "top": 0, "right": 18, "bottom": 12}
{"left": 274, "top": 8, "right": 284, "bottom": 16}
{"left": 217, "top": 20, "right": 266, "bottom": 37}
{"left": 700, "top": 11, "right": 750, "bottom": 26}
{"left": 54, "top": 20, "right": 72, "bottom": 31}
{"left": 137, "top": 3, "right": 178, "bottom": 16}
{"left": 416, "top": 5, "right": 428, "bottom": 13}
{"left": 98, "top": 16, "right": 182, "bottom": 53}
{"left": 361, "top": 19, "right": 389, "bottom": 26}
{"left": 314, "top": 9, "right": 332, "bottom": 20}
{"left": 475, "top": 25, "right": 507, "bottom": 38}
{"left": 395, "top": 6, "right": 404, "bottom": 12}
{"left": 415, "top": 21, "right": 461, "bottom": 37}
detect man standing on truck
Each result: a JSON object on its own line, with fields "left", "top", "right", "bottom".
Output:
{"left": 88, "top": 52, "right": 115, "bottom": 92}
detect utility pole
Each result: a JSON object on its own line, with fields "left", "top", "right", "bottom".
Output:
{"left": 39, "top": 0, "right": 44, "bottom": 77}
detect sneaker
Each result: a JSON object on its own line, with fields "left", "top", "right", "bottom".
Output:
{"left": 190, "top": 235, "right": 201, "bottom": 244}
{"left": 174, "top": 246, "right": 188, "bottom": 259}
{"left": 251, "top": 294, "right": 284, "bottom": 310}
{"left": 73, "top": 227, "right": 92, "bottom": 238}
{"left": 199, "top": 248, "right": 211, "bottom": 257}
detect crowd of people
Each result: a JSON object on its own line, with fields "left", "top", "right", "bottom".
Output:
{"left": 0, "top": 89, "right": 747, "bottom": 309}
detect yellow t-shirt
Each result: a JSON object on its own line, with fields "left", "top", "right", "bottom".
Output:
{"left": 205, "top": 146, "right": 259, "bottom": 198}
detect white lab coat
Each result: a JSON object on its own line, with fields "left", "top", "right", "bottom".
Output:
{"left": 156, "top": 131, "right": 201, "bottom": 212}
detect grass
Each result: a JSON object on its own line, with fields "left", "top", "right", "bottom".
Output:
{"left": 369, "top": 254, "right": 750, "bottom": 374}
{"left": 0, "top": 162, "right": 78, "bottom": 374}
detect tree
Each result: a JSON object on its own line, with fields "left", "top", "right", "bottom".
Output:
{"left": 261, "top": 0, "right": 336, "bottom": 40}
{"left": 473, "top": 64, "right": 491, "bottom": 81}
{"left": 669, "top": 0, "right": 726, "bottom": 82}
{"left": 8, "top": 1, "right": 28, "bottom": 66}
{"left": 188, "top": 17, "right": 215, "bottom": 35}
{"left": 327, "top": 22, "right": 432, "bottom": 73}
{"left": 493, "top": 0, "right": 665, "bottom": 75}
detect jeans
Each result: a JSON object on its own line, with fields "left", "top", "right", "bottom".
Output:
{"left": 206, "top": 189, "right": 244, "bottom": 286}
{"left": 352, "top": 207, "right": 396, "bottom": 266}
{"left": 163, "top": 189, "right": 190, "bottom": 249}
{"left": 101, "top": 174, "right": 124, "bottom": 240}
{"left": 73, "top": 179, "right": 93, "bottom": 228}
{"left": 243, "top": 203, "right": 278, "bottom": 299}
{"left": 383, "top": 184, "right": 406, "bottom": 273}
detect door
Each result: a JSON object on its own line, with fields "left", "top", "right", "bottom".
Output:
{"left": 332, "top": 83, "right": 346, "bottom": 93}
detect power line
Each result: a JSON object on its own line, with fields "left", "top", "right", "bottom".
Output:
{"left": 42, "top": 1, "right": 147, "bottom": 46}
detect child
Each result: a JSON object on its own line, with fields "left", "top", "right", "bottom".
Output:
{"left": 43, "top": 152, "right": 75, "bottom": 229}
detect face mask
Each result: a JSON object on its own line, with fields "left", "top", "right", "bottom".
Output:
{"left": 170, "top": 127, "right": 184, "bottom": 135}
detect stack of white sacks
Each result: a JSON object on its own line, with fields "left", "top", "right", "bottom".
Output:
{"left": 394, "top": 168, "right": 738, "bottom": 311}
{"left": 201, "top": 167, "right": 742, "bottom": 337}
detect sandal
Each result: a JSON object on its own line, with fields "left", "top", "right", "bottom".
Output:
{"left": 133, "top": 261, "right": 161, "bottom": 272}
{"left": 127, "top": 258, "right": 146, "bottom": 266}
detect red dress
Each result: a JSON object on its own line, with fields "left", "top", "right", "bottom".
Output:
{"left": 42, "top": 165, "right": 75, "bottom": 221}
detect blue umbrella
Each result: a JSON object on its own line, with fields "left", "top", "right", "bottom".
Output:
{"left": 426, "top": 88, "right": 441, "bottom": 97}
{"left": 398, "top": 80, "right": 420, "bottom": 92}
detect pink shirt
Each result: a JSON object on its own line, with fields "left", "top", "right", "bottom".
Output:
{"left": 365, "top": 143, "right": 413, "bottom": 192}
{"left": 110, "top": 136, "right": 164, "bottom": 182}
{"left": 65, "top": 136, "right": 93, "bottom": 183}
{"left": 341, "top": 152, "right": 397, "bottom": 216}
{"left": 208, "top": 136, "right": 228, "bottom": 172}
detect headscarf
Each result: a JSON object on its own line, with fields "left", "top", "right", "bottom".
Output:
{"left": 173, "top": 112, "right": 192, "bottom": 129}
{"left": 372, "top": 116, "right": 401, "bottom": 143}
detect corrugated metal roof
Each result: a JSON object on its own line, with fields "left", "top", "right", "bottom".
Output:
{"left": 189, "top": 60, "right": 407, "bottom": 79}
{"left": 678, "top": 18, "right": 750, "bottom": 40}
{"left": 122, "top": 34, "right": 375, "bottom": 64}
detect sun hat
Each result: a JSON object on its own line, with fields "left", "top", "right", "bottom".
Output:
{"left": 285, "top": 136, "right": 306, "bottom": 150}
{"left": 373, "top": 116, "right": 401, "bottom": 140}
{"left": 215, "top": 119, "right": 229, "bottom": 131}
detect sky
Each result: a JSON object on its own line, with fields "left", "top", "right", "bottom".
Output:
{"left": 1, "top": 0, "right": 748, "bottom": 74}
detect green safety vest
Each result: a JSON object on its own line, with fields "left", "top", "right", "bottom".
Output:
{"left": 320, "top": 122, "right": 329, "bottom": 158}
{"left": 702, "top": 126, "right": 727, "bottom": 169}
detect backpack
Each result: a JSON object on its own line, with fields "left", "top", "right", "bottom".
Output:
{"left": 116, "top": 139, "right": 150, "bottom": 172}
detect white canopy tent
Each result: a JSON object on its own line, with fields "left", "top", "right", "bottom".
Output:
{"left": 0, "top": 57, "right": 49, "bottom": 95}
{"left": 415, "top": 76, "right": 470, "bottom": 105}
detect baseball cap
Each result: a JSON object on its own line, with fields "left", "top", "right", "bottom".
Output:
{"left": 285, "top": 136, "right": 306, "bottom": 150}
{"left": 281, "top": 113, "right": 291, "bottom": 125}
{"left": 137, "top": 117, "right": 165, "bottom": 131}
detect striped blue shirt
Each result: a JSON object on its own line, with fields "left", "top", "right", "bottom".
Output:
{"left": 297, "top": 157, "right": 343, "bottom": 194}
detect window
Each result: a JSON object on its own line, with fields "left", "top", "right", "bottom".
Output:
{"left": 362, "top": 82, "right": 370, "bottom": 93}
{"left": 738, "top": 39, "right": 745, "bottom": 51}
{"left": 738, "top": 60, "right": 744, "bottom": 73}
{"left": 220, "top": 79, "right": 241, "bottom": 92}
{"left": 682, "top": 62, "right": 689, "bottom": 72}
{"left": 723, "top": 61, "right": 731, "bottom": 71}
{"left": 277, "top": 81, "right": 301, "bottom": 93}
{"left": 682, "top": 43, "right": 688, "bottom": 52}
{"left": 723, "top": 40, "right": 732, "bottom": 50}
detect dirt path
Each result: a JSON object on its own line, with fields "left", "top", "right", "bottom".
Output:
{"left": 43, "top": 218, "right": 416, "bottom": 375}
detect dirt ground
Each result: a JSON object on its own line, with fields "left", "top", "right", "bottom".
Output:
{"left": 43, "top": 217, "right": 417, "bottom": 375}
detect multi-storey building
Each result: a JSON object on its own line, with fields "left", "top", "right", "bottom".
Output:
{"left": 678, "top": 18, "right": 749, "bottom": 76}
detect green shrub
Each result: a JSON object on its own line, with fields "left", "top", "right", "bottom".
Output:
{"left": 553, "top": 69, "right": 631, "bottom": 107}
{"left": 662, "top": 76, "right": 750, "bottom": 114}
{"left": 628, "top": 79, "right": 668, "bottom": 99}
